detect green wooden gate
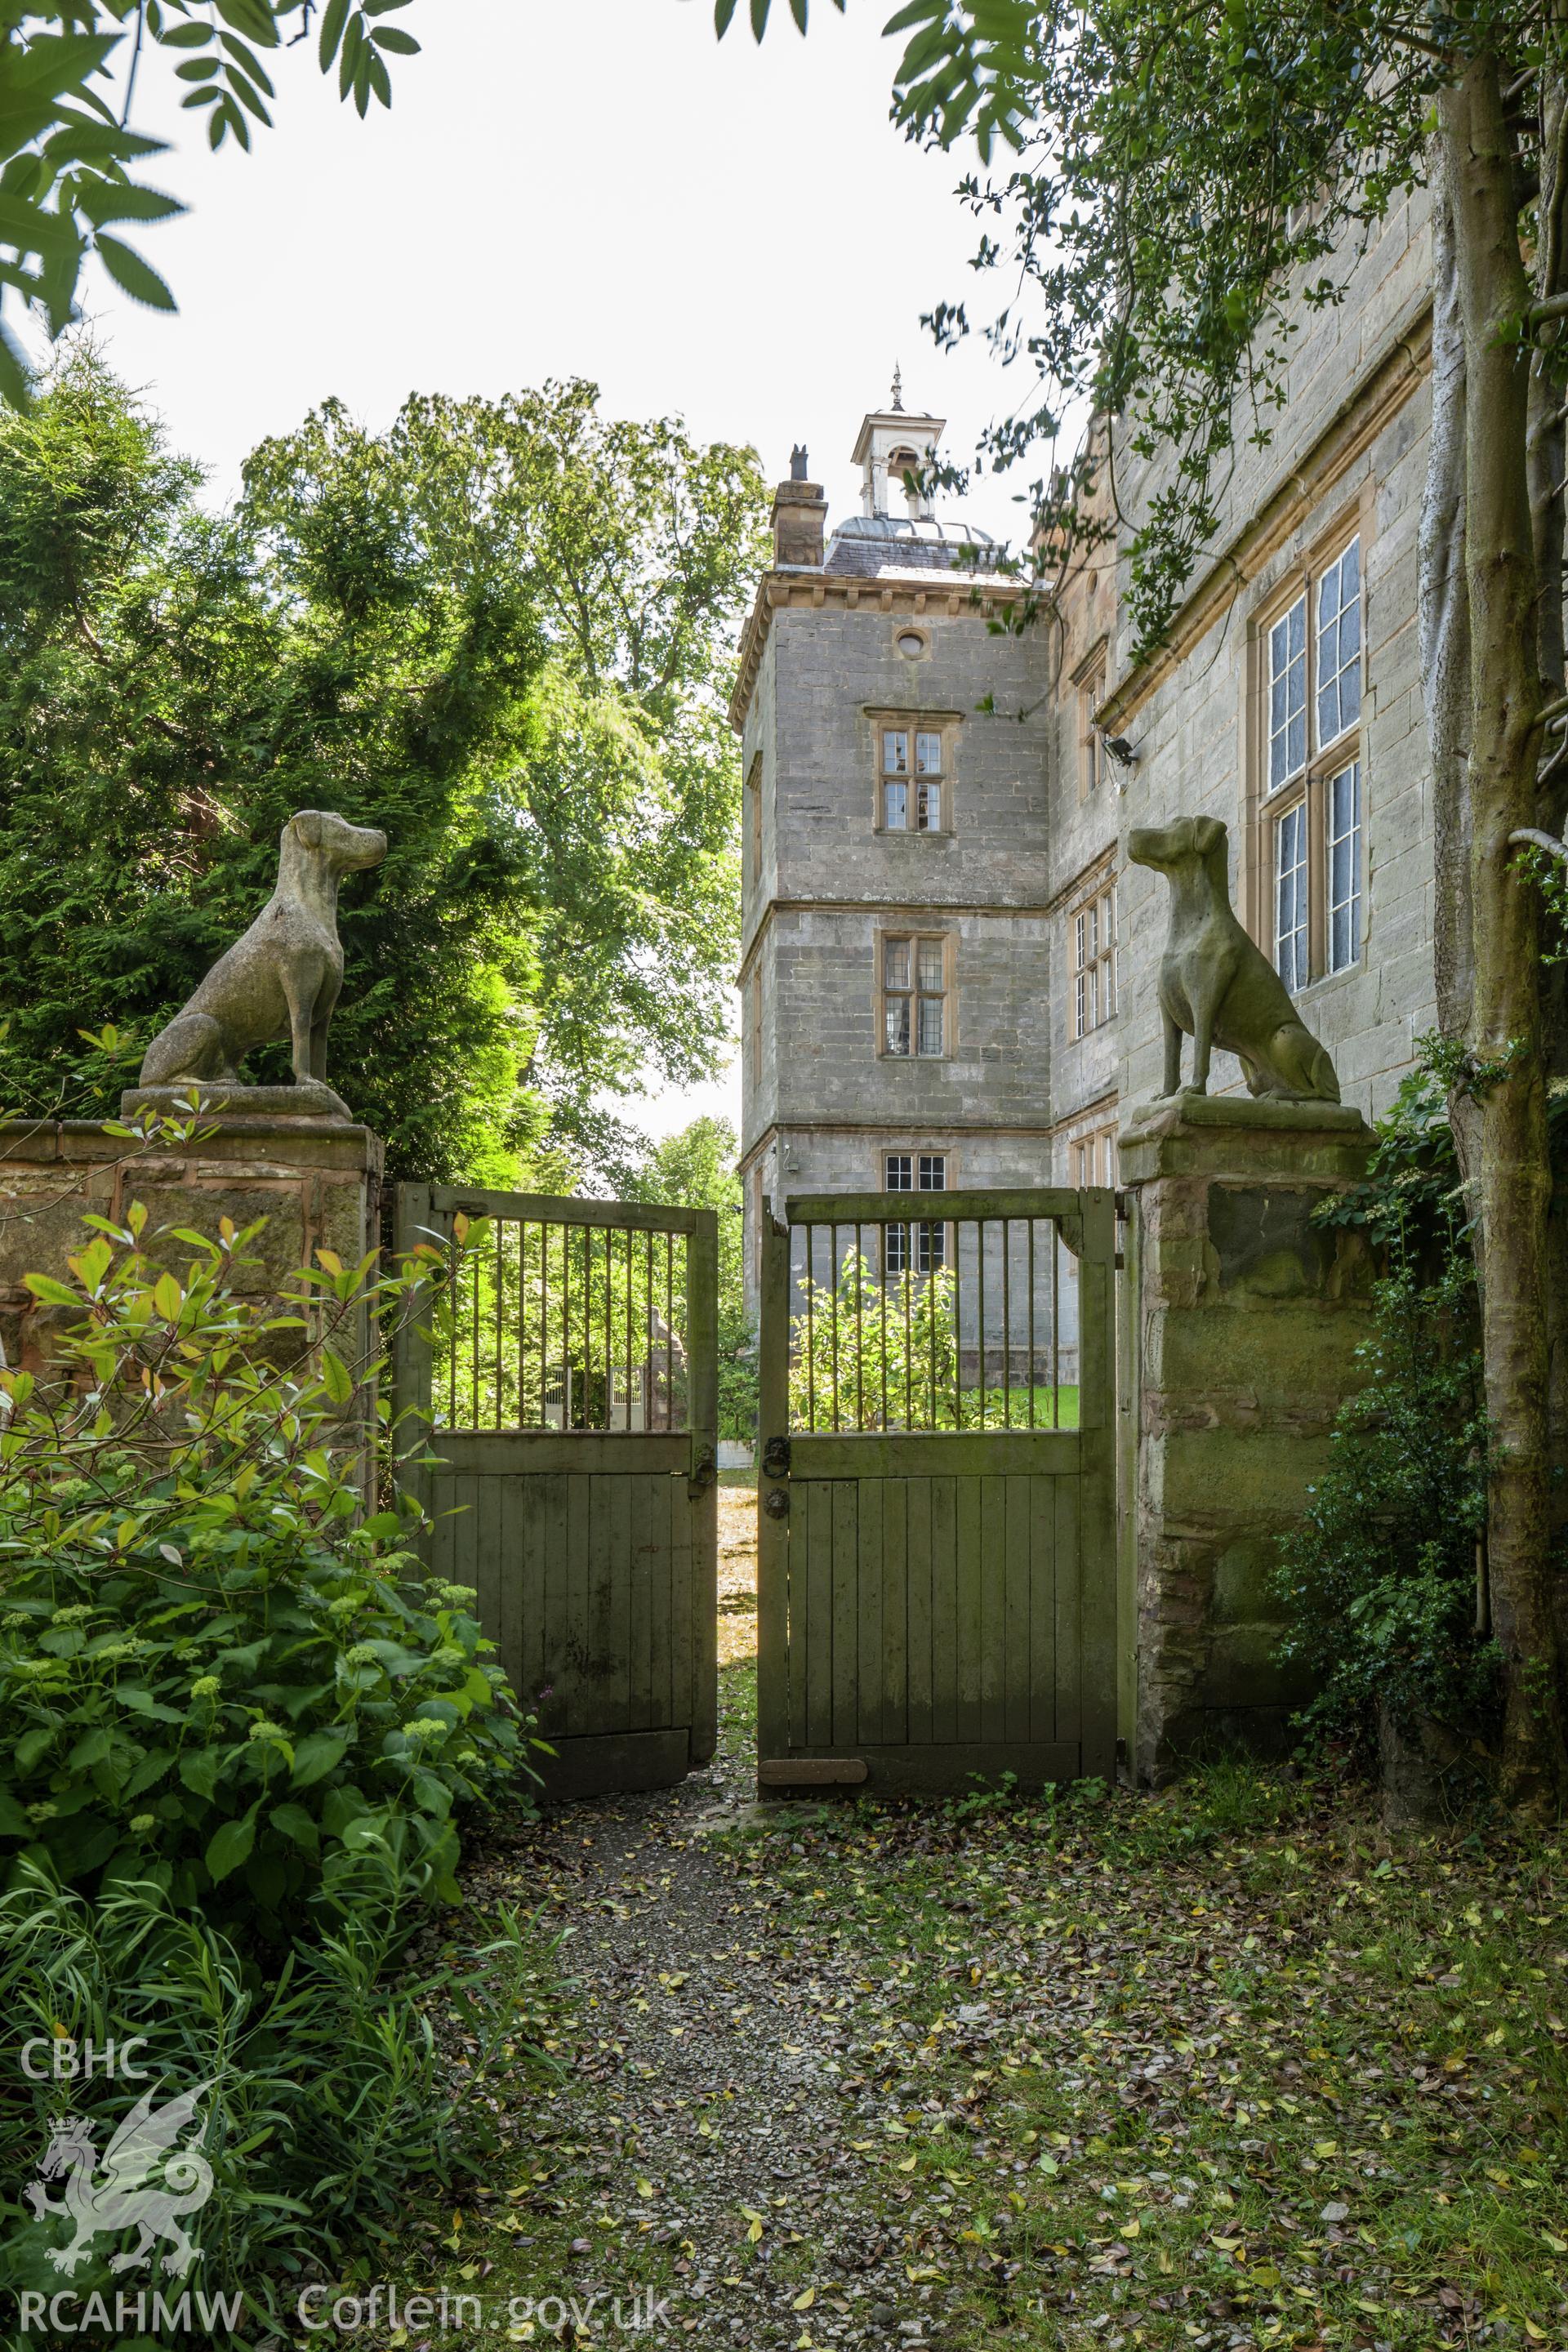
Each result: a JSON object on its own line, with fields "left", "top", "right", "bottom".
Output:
{"left": 755, "top": 1187, "right": 1117, "bottom": 1793}
{"left": 393, "top": 1186, "right": 718, "bottom": 1798}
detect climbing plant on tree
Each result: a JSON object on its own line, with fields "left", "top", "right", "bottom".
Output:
{"left": 0, "top": 350, "right": 766, "bottom": 1180}
{"left": 728, "top": 0, "right": 1568, "bottom": 1802}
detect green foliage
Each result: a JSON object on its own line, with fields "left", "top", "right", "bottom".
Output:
{"left": 0, "top": 1187, "right": 528, "bottom": 1937}
{"left": 1515, "top": 840, "right": 1568, "bottom": 964}
{"left": 786, "top": 1245, "right": 1079, "bottom": 1432}
{"left": 0, "top": 3, "right": 426, "bottom": 408}
{"left": 0, "top": 354, "right": 766, "bottom": 1182}
{"left": 1276, "top": 1067, "right": 1497, "bottom": 1751}
{"left": 622, "top": 1116, "right": 755, "bottom": 1441}
{"left": 790, "top": 1250, "right": 960, "bottom": 1429}
{"left": 0, "top": 1866, "right": 553, "bottom": 2317}
{"left": 714, "top": 0, "right": 844, "bottom": 35}
{"left": 856, "top": 2, "right": 1495, "bottom": 657}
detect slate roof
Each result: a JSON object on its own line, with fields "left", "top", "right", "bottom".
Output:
{"left": 823, "top": 514, "right": 1019, "bottom": 585}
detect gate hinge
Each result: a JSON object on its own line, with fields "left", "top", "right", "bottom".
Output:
{"left": 761, "top": 1433, "right": 791, "bottom": 1479}
{"left": 688, "top": 1446, "right": 717, "bottom": 1499}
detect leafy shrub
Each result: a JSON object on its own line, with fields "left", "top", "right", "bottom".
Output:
{"left": 0, "top": 1203, "right": 528, "bottom": 1937}
{"left": 0, "top": 1859, "right": 551, "bottom": 2333}
{"left": 1276, "top": 1066, "right": 1497, "bottom": 1750}
{"left": 791, "top": 1252, "right": 960, "bottom": 1429}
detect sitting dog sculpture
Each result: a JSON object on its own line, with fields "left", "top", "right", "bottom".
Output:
{"left": 138, "top": 810, "right": 387, "bottom": 1100}
{"left": 1127, "top": 815, "right": 1340, "bottom": 1102}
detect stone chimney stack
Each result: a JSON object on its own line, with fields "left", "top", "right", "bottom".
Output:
{"left": 771, "top": 444, "right": 827, "bottom": 568}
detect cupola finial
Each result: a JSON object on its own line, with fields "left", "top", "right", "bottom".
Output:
{"left": 890, "top": 362, "right": 904, "bottom": 413}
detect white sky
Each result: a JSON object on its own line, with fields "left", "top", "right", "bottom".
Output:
{"left": 56, "top": 0, "right": 1037, "bottom": 1149}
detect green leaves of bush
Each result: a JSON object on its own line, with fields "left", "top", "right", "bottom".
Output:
{"left": 714, "top": 0, "right": 846, "bottom": 37}
{"left": 0, "top": 1864, "right": 550, "bottom": 2310}
{"left": 1276, "top": 1066, "right": 1497, "bottom": 1753}
{"left": 0, "top": 1516, "right": 524, "bottom": 1929}
{"left": 0, "top": 1196, "right": 529, "bottom": 1939}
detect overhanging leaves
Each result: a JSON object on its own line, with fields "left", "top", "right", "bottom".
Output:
{"left": 0, "top": 5, "right": 430, "bottom": 408}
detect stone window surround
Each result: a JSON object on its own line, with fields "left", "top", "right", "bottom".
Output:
{"left": 1048, "top": 1087, "right": 1120, "bottom": 1186}
{"left": 866, "top": 706, "right": 963, "bottom": 839}
{"left": 882, "top": 1144, "right": 951, "bottom": 1277}
{"left": 1070, "top": 1121, "right": 1119, "bottom": 1188}
{"left": 1067, "top": 864, "right": 1118, "bottom": 1040}
{"left": 1242, "top": 482, "right": 1373, "bottom": 993}
{"left": 872, "top": 920, "right": 956, "bottom": 1060}
{"left": 1072, "top": 637, "right": 1109, "bottom": 804}
{"left": 745, "top": 750, "right": 763, "bottom": 897}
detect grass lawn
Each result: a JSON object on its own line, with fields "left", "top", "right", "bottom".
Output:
{"left": 731, "top": 1762, "right": 1568, "bottom": 2350}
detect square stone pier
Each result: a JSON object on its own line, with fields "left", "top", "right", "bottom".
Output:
{"left": 1118, "top": 1094, "right": 1374, "bottom": 1784}
{"left": 0, "top": 1111, "right": 384, "bottom": 1388}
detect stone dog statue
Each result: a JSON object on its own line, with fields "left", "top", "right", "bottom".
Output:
{"left": 136, "top": 810, "right": 387, "bottom": 1116}
{"left": 1128, "top": 815, "right": 1340, "bottom": 1102}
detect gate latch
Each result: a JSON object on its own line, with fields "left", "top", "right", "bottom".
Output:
{"left": 761, "top": 1433, "right": 791, "bottom": 1479}
{"left": 688, "top": 1446, "right": 717, "bottom": 1500}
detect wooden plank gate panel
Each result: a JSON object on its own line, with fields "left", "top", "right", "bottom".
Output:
{"left": 756, "top": 1187, "right": 1119, "bottom": 1794}
{"left": 393, "top": 1184, "right": 718, "bottom": 1798}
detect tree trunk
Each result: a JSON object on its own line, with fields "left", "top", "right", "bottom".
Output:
{"left": 1423, "top": 137, "right": 1476, "bottom": 1046}
{"left": 1529, "top": 64, "right": 1567, "bottom": 716}
{"left": 1441, "top": 58, "right": 1567, "bottom": 1802}
{"left": 1533, "top": 36, "right": 1568, "bottom": 1634}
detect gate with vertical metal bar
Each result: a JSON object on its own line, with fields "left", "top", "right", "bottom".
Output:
{"left": 755, "top": 1187, "right": 1117, "bottom": 1793}
{"left": 393, "top": 1186, "right": 719, "bottom": 1798}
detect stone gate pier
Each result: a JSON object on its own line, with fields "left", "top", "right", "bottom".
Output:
{"left": 0, "top": 1112, "right": 383, "bottom": 1396}
{"left": 1119, "top": 1095, "right": 1375, "bottom": 1784}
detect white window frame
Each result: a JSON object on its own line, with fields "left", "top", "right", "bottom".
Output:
{"left": 1259, "top": 532, "right": 1365, "bottom": 991}
{"left": 1275, "top": 801, "right": 1309, "bottom": 995}
{"left": 1326, "top": 759, "right": 1363, "bottom": 975}
{"left": 1315, "top": 539, "right": 1362, "bottom": 754}
{"left": 1070, "top": 1125, "right": 1117, "bottom": 1188}
{"left": 1268, "top": 595, "right": 1307, "bottom": 793}
{"left": 1071, "top": 883, "right": 1117, "bottom": 1039}
{"left": 884, "top": 1150, "right": 947, "bottom": 1277}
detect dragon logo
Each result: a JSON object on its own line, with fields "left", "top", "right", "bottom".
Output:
{"left": 24, "top": 2078, "right": 214, "bottom": 2278}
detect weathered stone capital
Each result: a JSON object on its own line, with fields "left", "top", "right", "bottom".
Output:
{"left": 1119, "top": 1093, "right": 1373, "bottom": 1189}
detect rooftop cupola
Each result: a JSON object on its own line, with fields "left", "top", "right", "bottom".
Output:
{"left": 852, "top": 370, "right": 945, "bottom": 523}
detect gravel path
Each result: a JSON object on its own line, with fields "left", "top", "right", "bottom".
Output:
{"left": 431, "top": 1488, "right": 934, "bottom": 2351}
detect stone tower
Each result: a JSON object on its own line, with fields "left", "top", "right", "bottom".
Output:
{"left": 732, "top": 391, "right": 1060, "bottom": 1323}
